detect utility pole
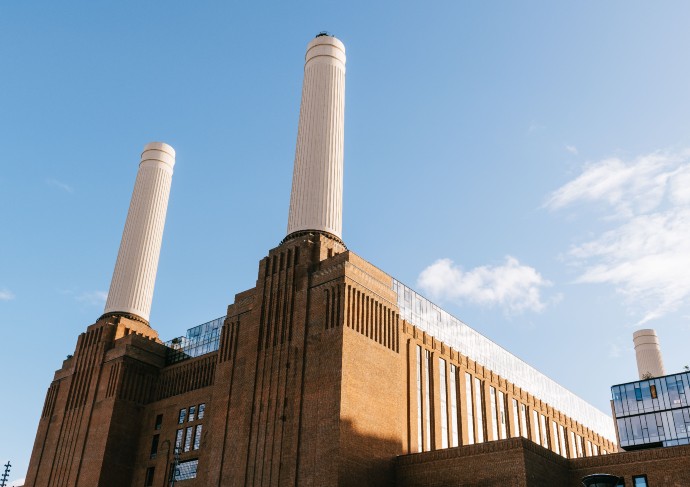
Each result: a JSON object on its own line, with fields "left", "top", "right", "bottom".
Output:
{"left": 0, "top": 461, "right": 11, "bottom": 487}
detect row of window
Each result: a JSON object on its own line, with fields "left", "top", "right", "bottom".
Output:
{"left": 415, "top": 345, "right": 605, "bottom": 458}
{"left": 178, "top": 403, "right": 205, "bottom": 424}
{"left": 613, "top": 373, "right": 689, "bottom": 417}
{"left": 617, "top": 409, "right": 690, "bottom": 447}
{"left": 176, "top": 424, "right": 203, "bottom": 452}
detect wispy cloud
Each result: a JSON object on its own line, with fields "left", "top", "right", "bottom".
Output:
{"left": 417, "top": 256, "right": 552, "bottom": 315}
{"left": 0, "top": 288, "right": 15, "bottom": 300}
{"left": 9, "top": 478, "right": 25, "bottom": 487}
{"left": 46, "top": 178, "right": 74, "bottom": 193}
{"left": 565, "top": 145, "right": 578, "bottom": 155}
{"left": 528, "top": 122, "right": 546, "bottom": 134}
{"left": 76, "top": 290, "right": 107, "bottom": 306}
{"left": 546, "top": 149, "right": 690, "bottom": 324}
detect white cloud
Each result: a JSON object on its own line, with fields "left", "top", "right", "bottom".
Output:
{"left": 0, "top": 288, "right": 15, "bottom": 300}
{"left": 547, "top": 149, "right": 690, "bottom": 324}
{"left": 46, "top": 178, "right": 74, "bottom": 193}
{"left": 417, "top": 256, "right": 552, "bottom": 314}
{"left": 76, "top": 290, "right": 108, "bottom": 306}
{"left": 565, "top": 145, "right": 579, "bottom": 155}
{"left": 9, "top": 478, "right": 25, "bottom": 487}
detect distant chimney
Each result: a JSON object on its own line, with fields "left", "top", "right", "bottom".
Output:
{"left": 286, "top": 34, "right": 346, "bottom": 242}
{"left": 103, "top": 142, "right": 176, "bottom": 324}
{"left": 633, "top": 329, "right": 666, "bottom": 379}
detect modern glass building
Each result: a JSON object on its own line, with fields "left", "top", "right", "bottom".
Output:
{"left": 612, "top": 371, "right": 690, "bottom": 450}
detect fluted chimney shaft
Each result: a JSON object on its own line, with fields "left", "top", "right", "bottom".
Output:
{"left": 633, "top": 329, "right": 666, "bottom": 379}
{"left": 286, "top": 34, "right": 346, "bottom": 241}
{"left": 103, "top": 142, "right": 175, "bottom": 324}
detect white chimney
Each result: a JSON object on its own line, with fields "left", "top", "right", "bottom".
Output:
{"left": 103, "top": 142, "right": 176, "bottom": 324}
{"left": 286, "top": 34, "right": 346, "bottom": 241}
{"left": 633, "top": 329, "right": 666, "bottom": 379}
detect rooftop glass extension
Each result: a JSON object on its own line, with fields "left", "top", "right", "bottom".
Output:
{"left": 392, "top": 279, "right": 617, "bottom": 442}
{"left": 612, "top": 371, "right": 690, "bottom": 450}
{"left": 164, "top": 316, "right": 225, "bottom": 365}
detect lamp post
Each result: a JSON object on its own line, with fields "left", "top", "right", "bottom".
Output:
{"left": 170, "top": 446, "right": 181, "bottom": 487}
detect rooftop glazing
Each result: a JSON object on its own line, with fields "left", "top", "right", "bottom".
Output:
{"left": 392, "top": 279, "right": 617, "bottom": 442}
{"left": 164, "top": 316, "right": 224, "bottom": 365}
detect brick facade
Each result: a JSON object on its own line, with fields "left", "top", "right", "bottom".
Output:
{"left": 26, "top": 233, "right": 681, "bottom": 486}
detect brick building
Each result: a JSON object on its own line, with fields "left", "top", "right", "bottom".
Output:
{"left": 24, "top": 34, "right": 685, "bottom": 486}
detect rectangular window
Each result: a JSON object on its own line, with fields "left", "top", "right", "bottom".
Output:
{"left": 465, "top": 373, "right": 475, "bottom": 445}
{"left": 416, "top": 345, "right": 423, "bottom": 452}
{"left": 189, "top": 405, "right": 196, "bottom": 422}
{"left": 512, "top": 399, "right": 520, "bottom": 438}
{"left": 198, "top": 403, "right": 205, "bottom": 420}
{"left": 172, "top": 459, "right": 198, "bottom": 481}
{"left": 424, "top": 350, "right": 432, "bottom": 450}
{"left": 586, "top": 440, "right": 592, "bottom": 456}
{"left": 439, "top": 358, "right": 448, "bottom": 448}
{"left": 150, "top": 434, "right": 159, "bottom": 459}
{"left": 193, "top": 425, "right": 203, "bottom": 450}
{"left": 184, "top": 426, "right": 193, "bottom": 452}
{"left": 650, "top": 384, "right": 658, "bottom": 399}
{"left": 178, "top": 408, "right": 187, "bottom": 424}
{"left": 551, "top": 421, "right": 560, "bottom": 455}
{"left": 633, "top": 475, "right": 648, "bottom": 487}
{"left": 474, "top": 377, "right": 484, "bottom": 443}
{"left": 449, "top": 365, "right": 459, "bottom": 447}
{"left": 532, "top": 410, "right": 540, "bottom": 445}
{"left": 489, "top": 387, "right": 498, "bottom": 441}
{"left": 154, "top": 414, "right": 163, "bottom": 430}
{"left": 144, "top": 467, "right": 155, "bottom": 486}
{"left": 559, "top": 425, "right": 567, "bottom": 458}
{"left": 577, "top": 435, "right": 583, "bottom": 458}
{"left": 520, "top": 404, "right": 528, "bottom": 439}
{"left": 498, "top": 391, "right": 507, "bottom": 439}
{"left": 175, "top": 429, "right": 184, "bottom": 450}
{"left": 540, "top": 415, "right": 549, "bottom": 449}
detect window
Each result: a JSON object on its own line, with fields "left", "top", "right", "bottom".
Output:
{"left": 498, "top": 391, "right": 507, "bottom": 439}
{"left": 552, "top": 421, "right": 559, "bottom": 454}
{"left": 193, "top": 425, "right": 203, "bottom": 450}
{"left": 540, "top": 414, "right": 549, "bottom": 449}
{"left": 175, "top": 429, "right": 184, "bottom": 450}
{"left": 512, "top": 399, "right": 520, "bottom": 438}
{"left": 171, "top": 459, "right": 198, "bottom": 481}
{"left": 532, "top": 410, "right": 540, "bottom": 445}
{"left": 189, "top": 405, "right": 196, "bottom": 422}
{"left": 650, "top": 384, "right": 658, "bottom": 399}
{"left": 424, "top": 350, "right": 432, "bottom": 450}
{"left": 520, "top": 404, "right": 528, "bottom": 439}
{"left": 198, "top": 403, "right": 205, "bottom": 420}
{"left": 154, "top": 414, "right": 163, "bottom": 430}
{"left": 489, "top": 387, "right": 498, "bottom": 440}
{"left": 184, "top": 426, "right": 193, "bottom": 452}
{"left": 439, "top": 358, "right": 448, "bottom": 448}
{"left": 465, "top": 373, "right": 475, "bottom": 445}
{"left": 474, "top": 377, "right": 484, "bottom": 443}
{"left": 416, "top": 345, "right": 423, "bottom": 452}
{"left": 144, "top": 466, "right": 155, "bottom": 486}
{"left": 178, "top": 408, "right": 187, "bottom": 424}
{"left": 633, "top": 475, "right": 648, "bottom": 487}
{"left": 150, "top": 434, "right": 159, "bottom": 459}
{"left": 559, "top": 425, "right": 567, "bottom": 458}
{"left": 449, "top": 364, "right": 459, "bottom": 447}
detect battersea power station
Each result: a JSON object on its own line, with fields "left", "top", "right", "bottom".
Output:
{"left": 24, "top": 35, "right": 690, "bottom": 486}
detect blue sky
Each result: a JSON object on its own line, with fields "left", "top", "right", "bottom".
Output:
{"left": 2, "top": 1, "right": 690, "bottom": 482}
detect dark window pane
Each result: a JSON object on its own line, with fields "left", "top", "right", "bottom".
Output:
{"left": 154, "top": 414, "right": 163, "bottom": 430}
